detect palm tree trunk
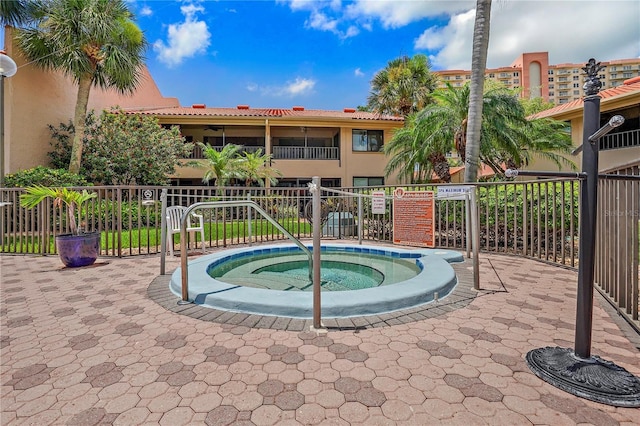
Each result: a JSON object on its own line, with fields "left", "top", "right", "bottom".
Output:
{"left": 464, "top": 0, "right": 492, "bottom": 183}
{"left": 69, "top": 74, "right": 92, "bottom": 174}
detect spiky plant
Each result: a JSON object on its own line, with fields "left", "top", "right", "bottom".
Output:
{"left": 20, "top": 186, "right": 97, "bottom": 235}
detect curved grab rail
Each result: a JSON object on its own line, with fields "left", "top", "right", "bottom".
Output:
{"left": 179, "top": 200, "right": 313, "bottom": 302}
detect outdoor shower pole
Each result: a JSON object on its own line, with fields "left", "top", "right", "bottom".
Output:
{"left": 311, "top": 176, "right": 322, "bottom": 329}
{"left": 574, "top": 59, "right": 602, "bottom": 359}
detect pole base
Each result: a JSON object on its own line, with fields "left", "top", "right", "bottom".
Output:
{"left": 526, "top": 346, "right": 640, "bottom": 407}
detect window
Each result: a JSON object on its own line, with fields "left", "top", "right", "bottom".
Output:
{"left": 573, "top": 76, "right": 579, "bottom": 81}
{"left": 623, "top": 72, "right": 633, "bottom": 78}
{"left": 513, "top": 79, "right": 520, "bottom": 84}
{"left": 559, "top": 84, "right": 568, "bottom": 89}
{"left": 549, "top": 84, "right": 554, "bottom": 89}
{"left": 573, "top": 83, "right": 580, "bottom": 88}
{"left": 623, "top": 65, "right": 632, "bottom": 70}
{"left": 353, "top": 177, "right": 384, "bottom": 187}
{"left": 573, "top": 90, "right": 580, "bottom": 95}
{"left": 549, "top": 91, "right": 555, "bottom": 97}
{"left": 465, "top": 75, "right": 471, "bottom": 79}
{"left": 548, "top": 77, "right": 554, "bottom": 82}
{"left": 611, "top": 73, "right": 618, "bottom": 79}
{"left": 558, "top": 77, "right": 568, "bottom": 82}
{"left": 352, "top": 130, "right": 383, "bottom": 152}
{"left": 488, "top": 73, "right": 495, "bottom": 78}
{"left": 455, "top": 75, "right": 462, "bottom": 80}
{"left": 610, "top": 66, "right": 617, "bottom": 71}
{"left": 513, "top": 72, "right": 519, "bottom": 77}
{"left": 548, "top": 69, "right": 554, "bottom": 75}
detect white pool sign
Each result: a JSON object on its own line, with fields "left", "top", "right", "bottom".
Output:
{"left": 437, "top": 185, "right": 473, "bottom": 200}
{"left": 371, "top": 191, "right": 386, "bottom": 214}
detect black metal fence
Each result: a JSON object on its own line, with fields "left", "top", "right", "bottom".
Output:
{"left": 1, "top": 175, "right": 638, "bottom": 330}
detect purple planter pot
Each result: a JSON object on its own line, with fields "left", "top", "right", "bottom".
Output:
{"left": 55, "top": 233, "right": 101, "bottom": 268}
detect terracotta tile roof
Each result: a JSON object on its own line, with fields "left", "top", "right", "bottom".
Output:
{"left": 126, "top": 105, "right": 404, "bottom": 122}
{"left": 531, "top": 77, "right": 640, "bottom": 119}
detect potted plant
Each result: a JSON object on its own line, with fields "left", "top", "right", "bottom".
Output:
{"left": 20, "top": 186, "right": 100, "bottom": 267}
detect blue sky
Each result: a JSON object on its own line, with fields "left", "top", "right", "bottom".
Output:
{"left": 126, "top": 1, "right": 639, "bottom": 110}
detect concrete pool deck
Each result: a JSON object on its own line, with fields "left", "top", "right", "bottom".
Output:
{"left": 1, "top": 245, "right": 639, "bottom": 425}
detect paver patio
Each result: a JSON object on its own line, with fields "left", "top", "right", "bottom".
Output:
{"left": 1, "top": 246, "right": 639, "bottom": 425}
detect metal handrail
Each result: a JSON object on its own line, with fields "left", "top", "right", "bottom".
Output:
{"left": 178, "top": 200, "right": 313, "bottom": 302}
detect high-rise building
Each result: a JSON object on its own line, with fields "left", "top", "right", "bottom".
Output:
{"left": 433, "top": 52, "right": 640, "bottom": 105}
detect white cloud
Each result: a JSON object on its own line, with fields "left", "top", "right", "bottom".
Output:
{"left": 153, "top": 2, "right": 211, "bottom": 67}
{"left": 415, "top": 9, "right": 476, "bottom": 70}
{"left": 139, "top": 5, "right": 152, "bottom": 17}
{"left": 285, "top": 77, "right": 316, "bottom": 95}
{"left": 281, "top": 0, "right": 639, "bottom": 71}
{"left": 420, "top": 1, "right": 640, "bottom": 70}
{"left": 307, "top": 10, "right": 338, "bottom": 32}
{"left": 345, "top": 0, "right": 473, "bottom": 29}
{"left": 354, "top": 68, "right": 364, "bottom": 77}
{"left": 251, "top": 77, "right": 316, "bottom": 97}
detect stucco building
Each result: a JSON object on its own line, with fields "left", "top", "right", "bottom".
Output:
{"left": 434, "top": 52, "right": 640, "bottom": 105}
{"left": 2, "top": 28, "right": 403, "bottom": 188}
{"left": 528, "top": 76, "right": 640, "bottom": 173}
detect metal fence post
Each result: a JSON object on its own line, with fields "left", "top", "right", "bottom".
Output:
{"left": 311, "top": 176, "right": 322, "bottom": 329}
{"left": 160, "top": 188, "right": 167, "bottom": 275}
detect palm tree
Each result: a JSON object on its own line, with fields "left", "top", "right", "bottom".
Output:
{"left": 0, "top": 0, "right": 40, "bottom": 27}
{"left": 15, "top": 0, "right": 147, "bottom": 174}
{"left": 387, "top": 83, "right": 573, "bottom": 182}
{"left": 384, "top": 114, "right": 452, "bottom": 183}
{"left": 464, "top": 0, "right": 493, "bottom": 182}
{"left": 200, "top": 143, "right": 243, "bottom": 187}
{"left": 367, "top": 54, "right": 437, "bottom": 117}
{"left": 237, "top": 149, "right": 282, "bottom": 187}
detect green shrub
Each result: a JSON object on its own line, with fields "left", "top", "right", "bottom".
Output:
{"left": 3, "top": 166, "right": 90, "bottom": 188}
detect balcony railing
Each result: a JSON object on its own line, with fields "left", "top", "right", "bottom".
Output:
{"left": 186, "top": 145, "right": 265, "bottom": 160}
{"left": 272, "top": 146, "right": 339, "bottom": 160}
{"left": 600, "top": 129, "right": 640, "bottom": 151}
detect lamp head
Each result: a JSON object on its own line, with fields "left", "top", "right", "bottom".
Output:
{"left": 0, "top": 51, "right": 17, "bottom": 78}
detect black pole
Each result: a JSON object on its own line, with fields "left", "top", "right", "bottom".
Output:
{"left": 574, "top": 58, "right": 604, "bottom": 358}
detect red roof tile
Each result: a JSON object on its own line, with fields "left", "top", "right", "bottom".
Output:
{"left": 125, "top": 106, "right": 404, "bottom": 122}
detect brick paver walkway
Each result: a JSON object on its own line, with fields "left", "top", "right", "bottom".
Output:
{"left": 1, "top": 249, "right": 639, "bottom": 425}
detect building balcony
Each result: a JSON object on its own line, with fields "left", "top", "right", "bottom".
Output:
{"left": 600, "top": 129, "right": 640, "bottom": 151}
{"left": 272, "top": 146, "right": 339, "bottom": 160}
{"left": 187, "top": 145, "right": 265, "bottom": 160}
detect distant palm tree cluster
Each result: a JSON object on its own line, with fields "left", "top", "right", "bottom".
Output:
{"left": 199, "top": 143, "right": 282, "bottom": 188}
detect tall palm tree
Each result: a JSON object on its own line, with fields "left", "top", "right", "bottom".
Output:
{"left": 367, "top": 54, "right": 437, "bottom": 117}
{"left": 15, "top": 0, "right": 147, "bottom": 174}
{"left": 200, "top": 143, "right": 243, "bottom": 187}
{"left": 464, "top": 0, "right": 492, "bottom": 182}
{"left": 237, "top": 149, "right": 282, "bottom": 187}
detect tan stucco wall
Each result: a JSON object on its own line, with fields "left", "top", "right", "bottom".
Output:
{"left": 3, "top": 28, "right": 179, "bottom": 176}
{"left": 174, "top": 126, "right": 401, "bottom": 186}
